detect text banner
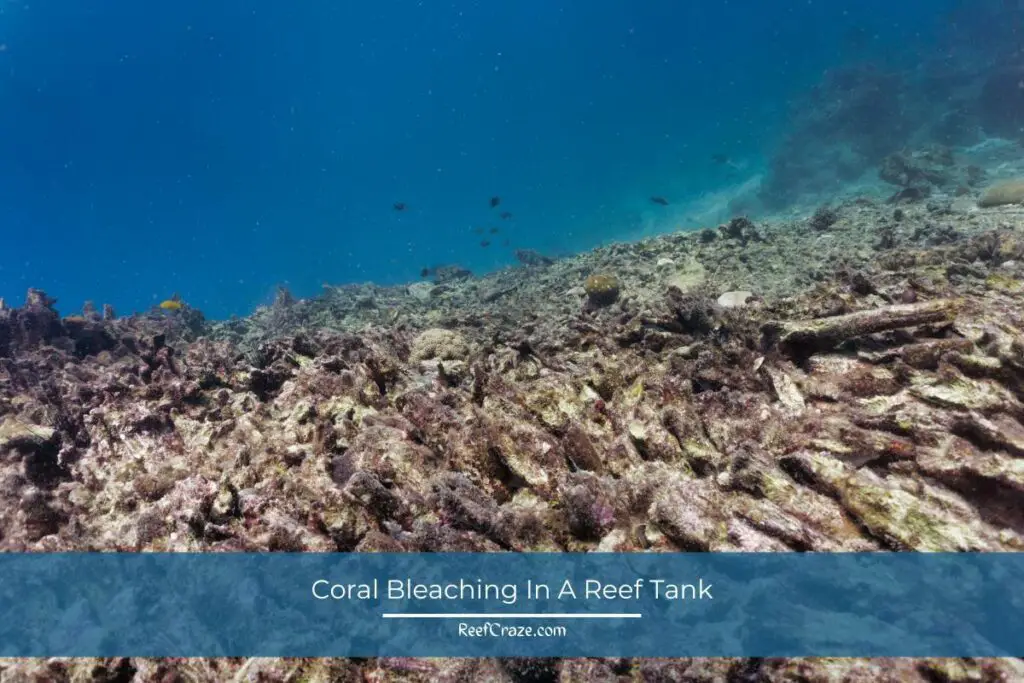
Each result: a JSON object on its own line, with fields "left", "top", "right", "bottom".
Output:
{"left": 0, "top": 552, "right": 1020, "bottom": 657}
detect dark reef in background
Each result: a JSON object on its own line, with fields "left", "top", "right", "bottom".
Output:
{"left": 758, "top": 65, "right": 911, "bottom": 210}
{"left": 758, "top": 1, "right": 1024, "bottom": 211}
{"left": 978, "top": 65, "right": 1024, "bottom": 140}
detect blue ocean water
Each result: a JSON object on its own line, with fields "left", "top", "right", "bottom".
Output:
{"left": 0, "top": 1, "right": 998, "bottom": 319}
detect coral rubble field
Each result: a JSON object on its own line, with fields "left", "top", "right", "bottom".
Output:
{"left": 3, "top": 193, "right": 1024, "bottom": 680}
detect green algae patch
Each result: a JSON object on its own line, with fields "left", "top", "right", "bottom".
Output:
{"left": 320, "top": 396, "right": 377, "bottom": 426}
{"left": 985, "top": 272, "right": 1024, "bottom": 293}
{"left": 808, "top": 438, "right": 855, "bottom": 456}
{"left": 679, "top": 438, "right": 717, "bottom": 472}
{"left": 625, "top": 378, "right": 645, "bottom": 403}
{"left": 856, "top": 393, "right": 906, "bottom": 416}
{"left": 909, "top": 375, "right": 1016, "bottom": 412}
{"left": 755, "top": 469, "right": 800, "bottom": 506}
{"left": 836, "top": 478, "right": 987, "bottom": 551}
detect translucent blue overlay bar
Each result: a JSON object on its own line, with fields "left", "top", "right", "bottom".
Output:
{"left": 0, "top": 552, "right": 1020, "bottom": 657}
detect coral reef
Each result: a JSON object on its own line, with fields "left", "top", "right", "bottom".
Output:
{"left": 877, "top": 144, "right": 990, "bottom": 205}
{"left": 978, "top": 65, "right": 1024, "bottom": 140}
{"left": 879, "top": 145, "right": 954, "bottom": 189}
{"left": 756, "top": 40, "right": 1023, "bottom": 214}
{"left": 2, "top": 193, "right": 1024, "bottom": 680}
{"left": 759, "top": 65, "right": 911, "bottom": 209}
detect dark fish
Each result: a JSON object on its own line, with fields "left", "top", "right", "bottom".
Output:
{"left": 489, "top": 196, "right": 501, "bottom": 208}
{"left": 489, "top": 227, "right": 500, "bottom": 234}
{"left": 712, "top": 154, "right": 742, "bottom": 171}
{"left": 472, "top": 226, "right": 485, "bottom": 235}
{"left": 393, "top": 202, "right": 407, "bottom": 211}
{"left": 500, "top": 211, "right": 513, "bottom": 220}
{"left": 650, "top": 196, "right": 669, "bottom": 206}
{"left": 514, "top": 248, "right": 554, "bottom": 266}
{"left": 420, "top": 267, "right": 430, "bottom": 278}
{"left": 480, "top": 240, "right": 491, "bottom": 247}
{"left": 842, "top": 25, "right": 871, "bottom": 53}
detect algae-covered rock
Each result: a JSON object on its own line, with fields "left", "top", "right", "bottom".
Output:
{"left": 483, "top": 404, "right": 567, "bottom": 492}
{"left": 909, "top": 374, "right": 1019, "bottom": 413}
{"left": 665, "top": 256, "right": 707, "bottom": 293}
{"left": 649, "top": 476, "right": 729, "bottom": 551}
{"left": 583, "top": 273, "right": 621, "bottom": 306}
{"left": 0, "top": 417, "right": 56, "bottom": 451}
{"left": 978, "top": 179, "right": 1024, "bottom": 207}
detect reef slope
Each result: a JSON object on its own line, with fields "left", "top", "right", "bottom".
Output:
{"left": 2, "top": 196, "right": 1024, "bottom": 680}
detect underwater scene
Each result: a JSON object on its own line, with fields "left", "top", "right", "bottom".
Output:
{"left": 1, "top": 0, "right": 1024, "bottom": 678}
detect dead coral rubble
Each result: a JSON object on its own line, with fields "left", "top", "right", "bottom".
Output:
{"left": 762, "top": 298, "right": 961, "bottom": 357}
{"left": 2, "top": 199, "right": 1024, "bottom": 680}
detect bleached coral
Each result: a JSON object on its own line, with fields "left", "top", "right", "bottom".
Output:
{"left": 409, "top": 328, "right": 469, "bottom": 362}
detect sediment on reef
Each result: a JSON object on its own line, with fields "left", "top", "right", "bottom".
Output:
{"left": 2, "top": 196, "right": 1024, "bottom": 680}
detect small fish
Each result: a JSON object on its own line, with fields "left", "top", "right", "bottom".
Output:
{"left": 502, "top": 239, "right": 510, "bottom": 247}
{"left": 393, "top": 202, "right": 407, "bottom": 211}
{"left": 159, "top": 298, "right": 183, "bottom": 311}
{"left": 500, "top": 211, "right": 513, "bottom": 220}
{"left": 480, "top": 240, "right": 491, "bottom": 247}
{"left": 489, "top": 196, "right": 501, "bottom": 208}
{"left": 472, "top": 226, "right": 485, "bottom": 235}
{"left": 712, "top": 154, "right": 742, "bottom": 171}
{"left": 420, "top": 267, "right": 431, "bottom": 278}
{"left": 650, "top": 196, "right": 669, "bottom": 206}
{"left": 489, "top": 227, "right": 500, "bottom": 234}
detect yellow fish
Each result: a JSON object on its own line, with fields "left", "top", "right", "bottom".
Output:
{"left": 159, "top": 297, "right": 184, "bottom": 311}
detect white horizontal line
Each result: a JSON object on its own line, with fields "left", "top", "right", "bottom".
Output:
{"left": 381, "top": 613, "right": 642, "bottom": 619}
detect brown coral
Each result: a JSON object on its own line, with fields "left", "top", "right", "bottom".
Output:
{"left": 977, "top": 179, "right": 1024, "bottom": 208}
{"left": 583, "top": 273, "right": 621, "bottom": 307}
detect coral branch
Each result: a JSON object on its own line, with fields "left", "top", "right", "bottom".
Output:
{"left": 764, "top": 299, "right": 961, "bottom": 355}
